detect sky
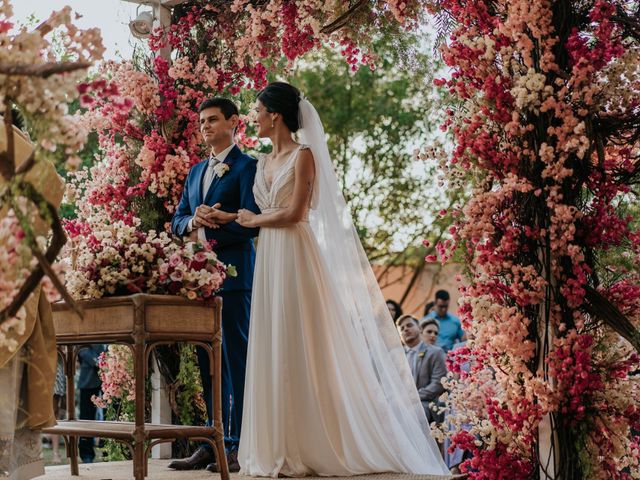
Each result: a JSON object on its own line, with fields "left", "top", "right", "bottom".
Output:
{"left": 12, "top": 0, "right": 141, "bottom": 60}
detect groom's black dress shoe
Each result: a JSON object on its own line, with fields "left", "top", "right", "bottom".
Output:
{"left": 206, "top": 449, "right": 240, "bottom": 473}
{"left": 168, "top": 446, "right": 214, "bottom": 470}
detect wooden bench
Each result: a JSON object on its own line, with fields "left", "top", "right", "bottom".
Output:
{"left": 42, "top": 294, "right": 229, "bottom": 480}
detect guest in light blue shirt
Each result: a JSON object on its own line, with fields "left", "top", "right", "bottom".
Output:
{"left": 422, "top": 289, "right": 465, "bottom": 353}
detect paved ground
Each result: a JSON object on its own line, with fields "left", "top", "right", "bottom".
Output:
{"left": 39, "top": 460, "right": 456, "bottom": 479}
{"left": 40, "top": 459, "right": 217, "bottom": 479}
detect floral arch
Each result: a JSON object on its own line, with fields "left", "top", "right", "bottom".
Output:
{"left": 1, "top": 0, "right": 639, "bottom": 478}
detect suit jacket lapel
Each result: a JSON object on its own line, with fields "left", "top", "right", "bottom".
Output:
{"left": 204, "top": 166, "right": 221, "bottom": 205}
{"left": 194, "top": 160, "right": 208, "bottom": 204}
{"left": 204, "top": 145, "right": 241, "bottom": 205}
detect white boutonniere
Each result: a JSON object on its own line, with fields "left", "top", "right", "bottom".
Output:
{"left": 213, "top": 162, "right": 230, "bottom": 178}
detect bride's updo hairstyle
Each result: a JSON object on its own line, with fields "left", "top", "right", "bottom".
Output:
{"left": 257, "top": 82, "right": 302, "bottom": 133}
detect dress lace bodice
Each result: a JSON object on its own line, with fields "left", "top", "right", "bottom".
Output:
{"left": 253, "top": 145, "right": 310, "bottom": 218}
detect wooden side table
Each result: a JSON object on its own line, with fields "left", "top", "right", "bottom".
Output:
{"left": 42, "top": 294, "right": 229, "bottom": 480}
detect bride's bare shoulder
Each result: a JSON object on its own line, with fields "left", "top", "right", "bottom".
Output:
{"left": 296, "top": 145, "right": 314, "bottom": 162}
{"left": 295, "top": 146, "right": 315, "bottom": 176}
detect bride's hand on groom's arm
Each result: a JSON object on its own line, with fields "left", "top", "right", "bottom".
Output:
{"left": 236, "top": 209, "right": 258, "bottom": 228}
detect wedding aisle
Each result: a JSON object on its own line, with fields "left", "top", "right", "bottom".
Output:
{"left": 39, "top": 461, "right": 463, "bottom": 480}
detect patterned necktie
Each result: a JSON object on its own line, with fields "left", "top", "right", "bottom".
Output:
{"left": 202, "top": 156, "right": 219, "bottom": 199}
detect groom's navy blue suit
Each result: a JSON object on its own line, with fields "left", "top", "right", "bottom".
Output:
{"left": 172, "top": 145, "right": 259, "bottom": 452}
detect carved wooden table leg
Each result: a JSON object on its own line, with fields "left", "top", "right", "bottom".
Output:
{"left": 133, "top": 301, "right": 146, "bottom": 479}
{"left": 212, "top": 308, "right": 229, "bottom": 480}
{"left": 64, "top": 345, "right": 79, "bottom": 476}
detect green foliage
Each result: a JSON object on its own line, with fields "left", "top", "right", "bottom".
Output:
{"left": 100, "top": 391, "right": 137, "bottom": 461}
{"left": 59, "top": 98, "right": 101, "bottom": 220}
{"left": 176, "top": 344, "right": 206, "bottom": 426}
{"left": 101, "top": 400, "right": 136, "bottom": 460}
{"left": 288, "top": 33, "right": 461, "bottom": 265}
{"left": 596, "top": 196, "right": 640, "bottom": 284}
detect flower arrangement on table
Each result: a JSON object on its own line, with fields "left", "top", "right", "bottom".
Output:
{"left": 64, "top": 215, "right": 233, "bottom": 302}
{"left": 64, "top": 214, "right": 223, "bottom": 459}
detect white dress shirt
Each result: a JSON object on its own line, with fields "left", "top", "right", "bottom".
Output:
{"left": 405, "top": 343, "right": 421, "bottom": 380}
{"left": 187, "top": 143, "right": 235, "bottom": 241}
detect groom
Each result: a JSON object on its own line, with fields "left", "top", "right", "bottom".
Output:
{"left": 170, "top": 97, "right": 260, "bottom": 472}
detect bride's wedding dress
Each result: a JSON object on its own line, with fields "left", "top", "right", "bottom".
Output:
{"left": 238, "top": 102, "right": 450, "bottom": 478}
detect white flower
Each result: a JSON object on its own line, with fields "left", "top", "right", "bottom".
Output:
{"left": 213, "top": 162, "right": 230, "bottom": 178}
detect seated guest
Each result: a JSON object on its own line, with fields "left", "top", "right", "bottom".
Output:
{"left": 396, "top": 314, "right": 447, "bottom": 424}
{"left": 386, "top": 299, "right": 403, "bottom": 323}
{"left": 424, "top": 289, "right": 465, "bottom": 353}
{"left": 420, "top": 318, "right": 439, "bottom": 346}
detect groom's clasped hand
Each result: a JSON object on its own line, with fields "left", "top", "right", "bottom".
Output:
{"left": 187, "top": 202, "right": 237, "bottom": 241}
{"left": 188, "top": 203, "right": 257, "bottom": 238}
{"left": 192, "top": 202, "right": 237, "bottom": 229}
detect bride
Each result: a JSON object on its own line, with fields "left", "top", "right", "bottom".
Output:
{"left": 236, "top": 82, "right": 450, "bottom": 478}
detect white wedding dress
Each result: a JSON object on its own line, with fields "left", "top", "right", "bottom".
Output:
{"left": 238, "top": 133, "right": 450, "bottom": 477}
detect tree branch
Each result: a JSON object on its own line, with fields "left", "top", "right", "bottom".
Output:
{"left": 14, "top": 151, "right": 36, "bottom": 176}
{"left": 30, "top": 245, "right": 83, "bottom": 320}
{"left": 35, "top": 18, "right": 54, "bottom": 36}
{"left": 399, "top": 263, "right": 427, "bottom": 306}
{"left": 584, "top": 285, "right": 640, "bottom": 353}
{"left": 613, "top": 7, "right": 640, "bottom": 41}
{"left": 320, "top": 0, "right": 369, "bottom": 34}
{"left": 1, "top": 103, "right": 15, "bottom": 181}
{"left": 374, "top": 230, "right": 428, "bottom": 282}
{"left": 0, "top": 61, "right": 92, "bottom": 78}
{"left": 0, "top": 182, "right": 81, "bottom": 325}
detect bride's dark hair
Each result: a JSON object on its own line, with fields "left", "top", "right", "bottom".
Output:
{"left": 257, "top": 82, "right": 302, "bottom": 133}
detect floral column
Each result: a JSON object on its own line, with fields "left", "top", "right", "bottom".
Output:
{"left": 431, "top": 0, "right": 640, "bottom": 478}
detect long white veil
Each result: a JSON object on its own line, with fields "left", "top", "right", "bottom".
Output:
{"left": 296, "top": 98, "right": 448, "bottom": 474}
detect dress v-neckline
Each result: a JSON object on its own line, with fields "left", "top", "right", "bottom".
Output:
{"left": 262, "top": 146, "right": 301, "bottom": 193}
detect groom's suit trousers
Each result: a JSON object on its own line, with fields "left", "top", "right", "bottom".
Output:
{"left": 197, "top": 289, "right": 251, "bottom": 452}
{"left": 171, "top": 147, "right": 259, "bottom": 453}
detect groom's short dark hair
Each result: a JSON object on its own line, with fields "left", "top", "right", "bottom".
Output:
{"left": 198, "top": 97, "right": 239, "bottom": 119}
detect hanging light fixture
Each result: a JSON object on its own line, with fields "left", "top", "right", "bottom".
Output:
{"left": 129, "top": 5, "right": 155, "bottom": 39}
